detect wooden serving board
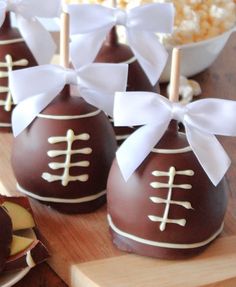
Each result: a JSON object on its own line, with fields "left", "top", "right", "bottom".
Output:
{"left": 1, "top": 133, "right": 236, "bottom": 287}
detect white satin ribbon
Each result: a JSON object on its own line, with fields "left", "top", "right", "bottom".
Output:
{"left": 67, "top": 3, "right": 174, "bottom": 86}
{"left": 9, "top": 63, "right": 128, "bottom": 137}
{"left": 114, "top": 92, "right": 236, "bottom": 186}
{"left": 0, "top": 0, "right": 61, "bottom": 64}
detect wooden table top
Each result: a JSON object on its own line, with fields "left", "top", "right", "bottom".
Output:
{"left": 9, "top": 32, "right": 236, "bottom": 286}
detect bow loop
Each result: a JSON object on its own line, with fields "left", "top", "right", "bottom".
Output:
{"left": 114, "top": 92, "right": 236, "bottom": 186}
{"left": 9, "top": 63, "right": 128, "bottom": 137}
{"left": 68, "top": 3, "right": 175, "bottom": 85}
{"left": 0, "top": 1, "right": 6, "bottom": 26}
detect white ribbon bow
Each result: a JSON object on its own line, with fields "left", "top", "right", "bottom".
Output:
{"left": 114, "top": 92, "right": 236, "bottom": 186}
{"left": 0, "top": 0, "right": 61, "bottom": 64}
{"left": 67, "top": 3, "right": 174, "bottom": 86}
{"left": 9, "top": 63, "right": 128, "bottom": 137}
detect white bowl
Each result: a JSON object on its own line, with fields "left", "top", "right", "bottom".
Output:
{"left": 160, "top": 26, "right": 236, "bottom": 83}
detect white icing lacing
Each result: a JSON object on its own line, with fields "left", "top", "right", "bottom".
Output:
{"left": 0, "top": 38, "right": 24, "bottom": 45}
{"left": 0, "top": 54, "right": 28, "bottom": 112}
{"left": 42, "top": 129, "right": 92, "bottom": 186}
{"left": 120, "top": 56, "right": 136, "bottom": 65}
{"left": 0, "top": 122, "right": 11, "bottom": 127}
{"left": 152, "top": 146, "right": 192, "bottom": 154}
{"left": 149, "top": 167, "right": 194, "bottom": 231}
{"left": 108, "top": 214, "right": 224, "bottom": 250}
{"left": 37, "top": 109, "right": 101, "bottom": 120}
{"left": 116, "top": 134, "right": 130, "bottom": 141}
{"left": 17, "top": 183, "right": 106, "bottom": 203}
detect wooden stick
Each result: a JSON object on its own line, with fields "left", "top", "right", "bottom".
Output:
{"left": 112, "top": 0, "right": 117, "bottom": 8}
{"left": 169, "top": 48, "right": 181, "bottom": 103}
{"left": 60, "top": 12, "right": 70, "bottom": 68}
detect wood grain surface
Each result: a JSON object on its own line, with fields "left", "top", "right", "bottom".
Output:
{"left": 0, "top": 33, "right": 235, "bottom": 287}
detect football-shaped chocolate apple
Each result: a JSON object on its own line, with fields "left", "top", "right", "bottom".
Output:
{"left": 0, "top": 13, "right": 37, "bottom": 133}
{"left": 107, "top": 121, "right": 227, "bottom": 259}
{"left": 0, "top": 206, "right": 12, "bottom": 273}
{"left": 12, "top": 85, "right": 117, "bottom": 213}
{"left": 95, "top": 27, "right": 159, "bottom": 144}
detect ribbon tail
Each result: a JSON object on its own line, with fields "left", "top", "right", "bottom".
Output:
{"left": 185, "top": 125, "right": 231, "bottom": 186}
{"left": 70, "top": 26, "right": 112, "bottom": 68}
{"left": 0, "top": 3, "right": 6, "bottom": 27}
{"left": 12, "top": 85, "right": 64, "bottom": 137}
{"left": 117, "top": 121, "right": 170, "bottom": 181}
{"left": 128, "top": 30, "right": 168, "bottom": 86}
{"left": 16, "top": 15, "right": 56, "bottom": 64}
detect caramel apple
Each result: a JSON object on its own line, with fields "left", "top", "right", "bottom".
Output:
{"left": 0, "top": 13, "right": 38, "bottom": 132}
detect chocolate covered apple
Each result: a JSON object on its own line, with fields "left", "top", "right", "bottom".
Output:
{"left": 0, "top": 196, "right": 49, "bottom": 273}
{"left": 10, "top": 10, "right": 128, "bottom": 214}
{"left": 0, "top": 13, "right": 37, "bottom": 132}
{"left": 95, "top": 27, "right": 159, "bottom": 143}
{"left": 107, "top": 48, "right": 236, "bottom": 259}
{"left": 12, "top": 85, "right": 117, "bottom": 213}
{"left": 68, "top": 3, "right": 174, "bottom": 143}
{"left": 107, "top": 121, "right": 227, "bottom": 259}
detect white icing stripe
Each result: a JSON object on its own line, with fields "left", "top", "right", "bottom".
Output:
{"left": 17, "top": 183, "right": 107, "bottom": 203}
{"left": 0, "top": 122, "right": 11, "bottom": 127}
{"left": 152, "top": 146, "right": 192, "bottom": 154}
{"left": 0, "top": 54, "right": 28, "bottom": 112}
{"left": 120, "top": 56, "right": 136, "bottom": 65}
{"left": 0, "top": 38, "right": 24, "bottom": 45}
{"left": 116, "top": 134, "right": 130, "bottom": 141}
{"left": 150, "top": 197, "right": 193, "bottom": 210}
{"left": 37, "top": 109, "right": 101, "bottom": 120}
{"left": 108, "top": 214, "right": 224, "bottom": 250}
{"left": 26, "top": 251, "right": 36, "bottom": 268}
{"left": 42, "top": 129, "right": 91, "bottom": 186}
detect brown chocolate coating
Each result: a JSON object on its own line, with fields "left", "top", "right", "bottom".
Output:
{"left": 12, "top": 86, "right": 117, "bottom": 213}
{"left": 0, "top": 13, "right": 38, "bottom": 133}
{"left": 0, "top": 207, "right": 12, "bottom": 273}
{"left": 107, "top": 121, "right": 228, "bottom": 259}
{"left": 95, "top": 27, "right": 160, "bottom": 144}
{"left": 4, "top": 240, "right": 49, "bottom": 272}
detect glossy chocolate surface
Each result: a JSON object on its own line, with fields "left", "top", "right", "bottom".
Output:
{"left": 0, "top": 13, "right": 37, "bottom": 133}
{"left": 12, "top": 86, "right": 117, "bottom": 213}
{"left": 107, "top": 122, "right": 227, "bottom": 259}
{"left": 95, "top": 27, "right": 160, "bottom": 144}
